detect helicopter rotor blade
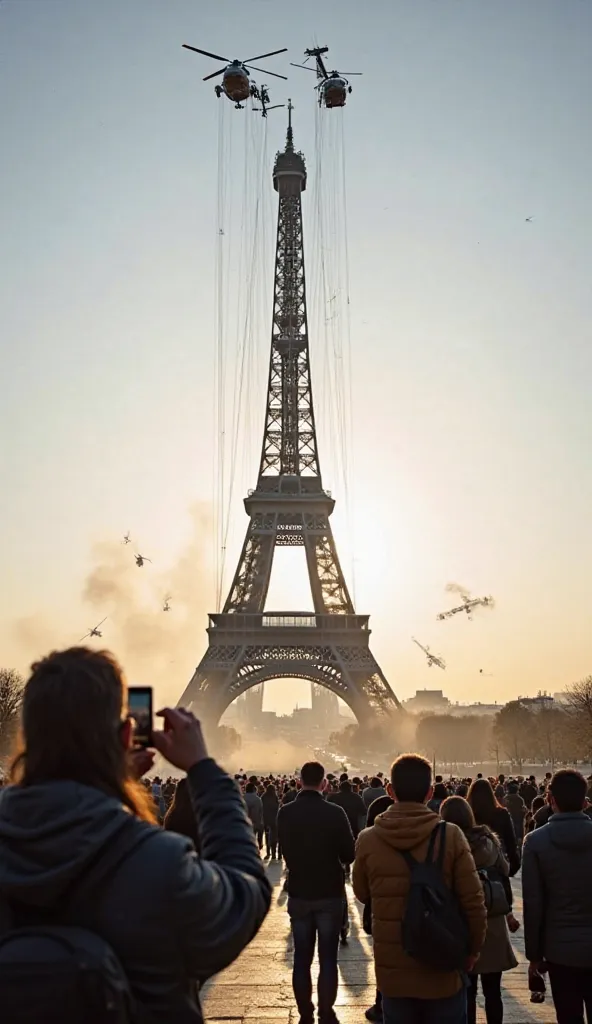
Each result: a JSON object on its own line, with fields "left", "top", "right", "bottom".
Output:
{"left": 203, "top": 68, "right": 227, "bottom": 81}
{"left": 244, "top": 65, "right": 287, "bottom": 80}
{"left": 266, "top": 104, "right": 285, "bottom": 111}
{"left": 182, "top": 45, "right": 230, "bottom": 62}
{"left": 290, "top": 63, "right": 317, "bottom": 72}
{"left": 243, "top": 48, "right": 288, "bottom": 62}
{"left": 338, "top": 71, "right": 363, "bottom": 75}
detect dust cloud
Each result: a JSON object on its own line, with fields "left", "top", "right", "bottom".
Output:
{"left": 445, "top": 582, "right": 471, "bottom": 599}
{"left": 218, "top": 736, "right": 315, "bottom": 775}
{"left": 12, "top": 615, "right": 68, "bottom": 662}
{"left": 81, "top": 504, "right": 214, "bottom": 708}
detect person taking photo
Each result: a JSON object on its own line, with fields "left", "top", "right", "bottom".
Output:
{"left": 0, "top": 647, "right": 272, "bottom": 1024}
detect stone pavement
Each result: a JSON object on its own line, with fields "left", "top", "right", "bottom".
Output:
{"left": 202, "top": 864, "right": 556, "bottom": 1024}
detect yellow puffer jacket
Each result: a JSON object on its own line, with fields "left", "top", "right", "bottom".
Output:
{"left": 353, "top": 803, "right": 487, "bottom": 999}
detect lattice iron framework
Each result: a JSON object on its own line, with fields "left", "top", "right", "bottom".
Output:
{"left": 179, "top": 104, "right": 401, "bottom": 726}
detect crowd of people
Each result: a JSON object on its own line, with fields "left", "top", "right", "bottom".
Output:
{"left": 0, "top": 646, "right": 591, "bottom": 1024}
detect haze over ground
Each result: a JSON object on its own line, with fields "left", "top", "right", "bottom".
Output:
{"left": 1, "top": 1, "right": 591, "bottom": 713}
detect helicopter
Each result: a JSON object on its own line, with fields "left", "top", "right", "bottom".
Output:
{"left": 163, "top": 595, "right": 172, "bottom": 612}
{"left": 135, "top": 553, "right": 152, "bottom": 568}
{"left": 412, "top": 637, "right": 446, "bottom": 670}
{"left": 123, "top": 531, "right": 131, "bottom": 545}
{"left": 251, "top": 84, "right": 284, "bottom": 118}
{"left": 437, "top": 583, "right": 495, "bottom": 622}
{"left": 182, "top": 44, "right": 288, "bottom": 108}
{"left": 79, "top": 617, "right": 107, "bottom": 642}
{"left": 290, "top": 46, "right": 362, "bottom": 108}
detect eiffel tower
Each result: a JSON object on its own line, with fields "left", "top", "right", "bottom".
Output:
{"left": 180, "top": 104, "right": 401, "bottom": 727}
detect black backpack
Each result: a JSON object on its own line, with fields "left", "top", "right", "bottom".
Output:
{"left": 0, "top": 828, "right": 155, "bottom": 1024}
{"left": 399, "top": 822, "right": 469, "bottom": 972}
{"left": 0, "top": 925, "right": 134, "bottom": 1023}
{"left": 478, "top": 865, "right": 510, "bottom": 918}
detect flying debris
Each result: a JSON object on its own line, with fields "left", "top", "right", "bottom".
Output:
{"left": 79, "top": 617, "right": 107, "bottom": 642}
{"left": 290, "top": 45, "right": 362, "bottom": 108}
{"left": 123, "top": 532, "right": 131, "bottom": 545}
{"left": 134, "top": 553, "right": 152, "bottom": 568}
{"left": 163, "top": 595, "right": 172, "bottom": 612}
{"left": 251, "top": 83, "right": 284, "bottom": 118}
{"left": 182, "top": 44, "right": 287, "bottom": 108}
{"left": 412, "top": 637, "right": 446, "bottom": 670}
{"left": 437, "top": 584, "right": 495, "bottom": 622}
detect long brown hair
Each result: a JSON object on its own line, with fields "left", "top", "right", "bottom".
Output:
{"left": 440, "top": 795, "right": 475, "bottom": 833}
{"left": 10, "top": 647, "right": 155, "bottom": 823}
{"left": 467, "top": 777, "right": 502, "bottom": 828}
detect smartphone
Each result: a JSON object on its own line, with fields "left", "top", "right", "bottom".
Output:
{"left": 128, "top": 686, "right": 153, "bottom": 748}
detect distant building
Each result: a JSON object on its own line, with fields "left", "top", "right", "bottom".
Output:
{"left": 235, "top": 684, "right": 264, "bottom": 727}
{"left": 403, "top": 689, "right": 451, "bottom": 713}
{"left": 518, "top": 693, "right": 555, "bottom": 711}
{"left": 311, "top": 683, "right": 341, "bottom": 729}
{"left": 448, "top": 702, "right": 500, "bottom": 717}
{"left": 553, "top": 691, "right": 570, "bottom": 704}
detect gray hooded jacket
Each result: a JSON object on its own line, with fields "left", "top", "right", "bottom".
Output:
{"left": 0, "top": 759, "right": 271, "bottom": 1023}
{"left": 522, "top": 811, "right": 592, "bottom": 967}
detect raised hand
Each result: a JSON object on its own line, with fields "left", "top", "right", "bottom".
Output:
{"left": 151, "top": 707, "right": 209, "bottom": 772}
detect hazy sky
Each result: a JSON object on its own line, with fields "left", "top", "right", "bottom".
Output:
{"left": 1, "top": 0, "right": 591, "bottom": 715}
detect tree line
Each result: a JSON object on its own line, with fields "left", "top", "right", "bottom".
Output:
{"left": 0, "top": 668, "right": 242, "bottom": 769}
{"left": 2, "top": 669, "right": 591, "bottom": 771}
{"left": 327, "top": 676, "right": 592, "bottom": 770}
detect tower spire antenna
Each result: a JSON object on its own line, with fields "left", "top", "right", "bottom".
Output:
{"left": 286, "top": 98, "right": 294, "bottom": 151}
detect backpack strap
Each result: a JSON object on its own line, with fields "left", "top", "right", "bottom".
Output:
{"left": 393, "top": 821, "right": 446, "bottom": 873}
{"left": 398, "top": 849, "right": 417, "bottom": 871}
{"left": 429, "top": 821, "right": 447, "bottom": 870}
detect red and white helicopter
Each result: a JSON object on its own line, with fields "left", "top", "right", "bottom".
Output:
{"left": 290, "top": 46, "right": 362, "bottom": 108}
{"left": 182, "top": 44, "right": 287, "bottom": 108}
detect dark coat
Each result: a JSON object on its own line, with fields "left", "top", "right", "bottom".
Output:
{"left": 522, "top": 812, "right": 592, "bottom": 968}
{"left": 261, "top": 789, "right": 280, "bottom": 827}
{"left": 489, "top": 806, "right": 521, "bottom": 876}
{"left": 244, "top": 792, "right": 264, "bottom": 830}
{"left": 362, "top": 784, "right": 387, "bottom": 808}
{"left": 163, "top": 776, "right": 200, "bottom": 850}
{"left": 0, "top": 760, "right": 271, "bottom": 1023}
{"left": 367, "top": 794, "right": 394, "bottom": 827}
{"left": 328, "top": 787, "right": 367, "bottom": 837}
{"left": 278, "top": 789, "right": 355, "bottom": 899}
{"left": 534, "top": 803, "right": 592, "bottom": 828}
{"left": 520, "top": 782, "right": 538, "bottom": 809}
{"left": 504, "top": 792, "right": 527, "bottom": 842}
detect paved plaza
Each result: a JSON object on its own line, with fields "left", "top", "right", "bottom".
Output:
{"left": 203, "top": 865, "right": 557, "bottom": 1024}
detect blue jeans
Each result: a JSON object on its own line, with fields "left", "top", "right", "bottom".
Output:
{"left": 382, "top": 986, "right": 467, "bottom": 1024}
{"left": 288, "top": 896, "right": 343, "bottom": 1021}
